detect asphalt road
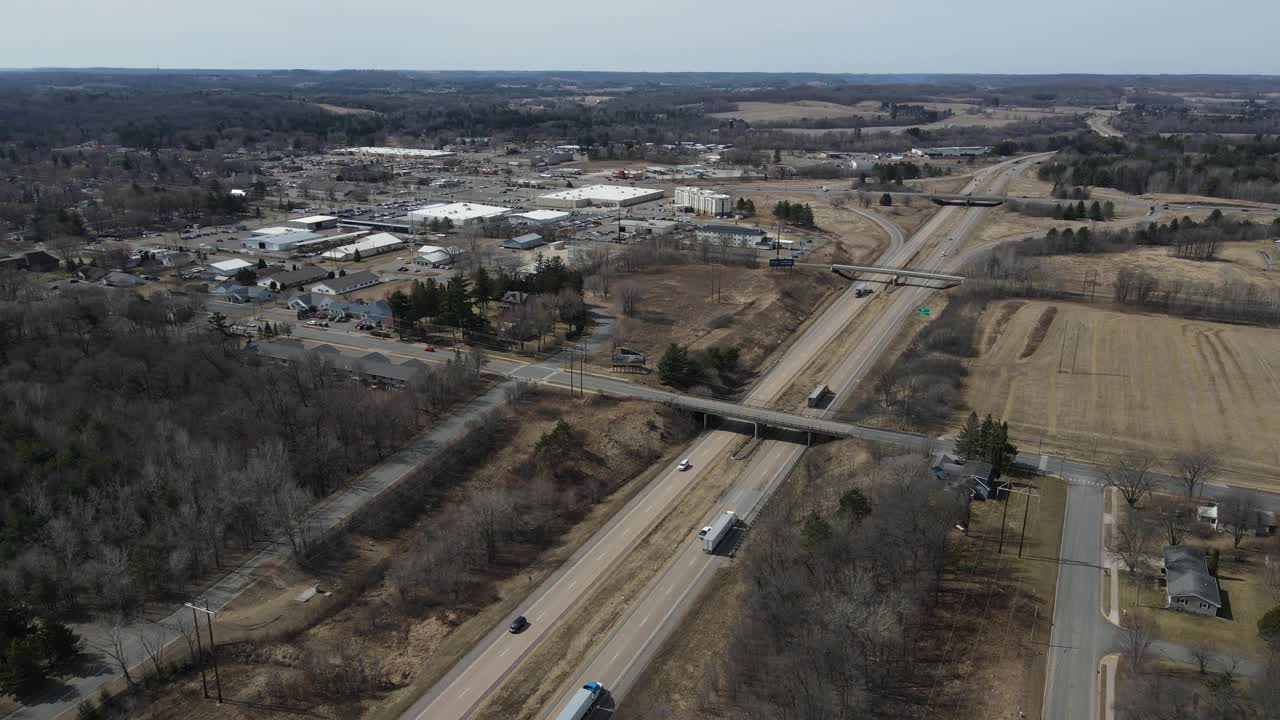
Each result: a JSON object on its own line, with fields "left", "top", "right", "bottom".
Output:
{"left": 536, "top": 155, "right": 1052, "bottom": 718}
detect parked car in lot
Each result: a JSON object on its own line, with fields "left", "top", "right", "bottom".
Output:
{"left": 424, "top": 345, "right": 435, "bottom": 352}
{"left": 305, "top": 320, "right": 329, "bottom": 328}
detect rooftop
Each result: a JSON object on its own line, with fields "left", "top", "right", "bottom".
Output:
{"left": 540, "top": 185, "right": 663, "bottom": 203}
{"left": 698, "top": 224, "right": 768, "bottom": 236}
{"left": 210, "top": 258, "right": 254, "bottom": 273}
{"left": 333, "top": 147, "right": 454, "bottom": 158}
{"left": 408, "top": 202, "right": 512, "bottom": 222}
{"left": 512, "top": 209, "right": 571, "bottom": 221}
{"left": 293, "top": 215, "right": 338, "bottom": 224}
{"left": 1164, "top": 545, "right": 1222, "bottom": 607}
{"left": 314, "top": 270, "right": 381, "bottom": 294}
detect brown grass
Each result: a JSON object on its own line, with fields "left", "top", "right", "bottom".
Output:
{"left": 967, "top": 300, "right": 1280, "bottom": 485}
{"left": 123, "top": 391, "right": 696, "bottom": 720}
{"left": 1020, "top": 305, "right": 1059, "bottom": 359}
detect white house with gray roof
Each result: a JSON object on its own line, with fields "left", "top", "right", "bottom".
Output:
{"left": 1163, "top": 545, "right": 1221, "bottom": 616}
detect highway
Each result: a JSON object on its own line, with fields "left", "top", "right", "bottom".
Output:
{"left": 396, "top": 153, "right": 1047, "bottom": 720}
{"left": 540, "top": 154, "right": 1048, "bottom": 718}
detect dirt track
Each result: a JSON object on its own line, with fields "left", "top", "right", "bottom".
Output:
{"left": 968, "top": 300, "right": 1280, "bottom": 483}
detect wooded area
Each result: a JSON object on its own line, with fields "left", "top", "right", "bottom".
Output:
{"left": 0, "top": 272, "right": 482, "bottom": 621}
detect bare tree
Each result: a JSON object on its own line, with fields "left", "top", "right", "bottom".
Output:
{"left": 621, "top": 286, "right": 642, "bottom": 318}
{"left": 1104, "top": 453, "right": 1157, "bottom": 507}
{"left": 1123, "top": 613, "right": 1155, "bottom": 672}
{"left": 1220, "top": 488, "right": 1258, "bottom": 553}
{"left": 1148, "top": 494, "right": 1194, "bottom": 546}
{"left": 1189, "top": 640, "right": 1214, "bottom": 675}
{"left": 1114, "top": 506, "right": 1156, "bottom": 577}
{"left": 98, "top": 621, "right": 137, "bottom": 687}
{"left": 1173, "top": 448, "right": 1217, "bottom": 497}
{"left": 137, "top": 625, "right": 167, "bottom": 678}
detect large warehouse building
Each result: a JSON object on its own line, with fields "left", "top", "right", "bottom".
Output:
{"left": 322, "top": 233, "right": 405, "bottom": 262}
{"left": 507, "top": 209, "right": 571, "bottom": 226}
{"left": 333, "top": 147, "right": 455, "bottom": 159}
{"left": 408, "top": 202, "right": 512, "bottom": 226}
{"left": 288, "top": 215, "right": 339, "bottom": 231}
{"left": 537, "top": 185, "right": 665, "bottom": 209}
{"left": 245, "top": 226, "right": 323, "bottom": 252}
{"left": 674, "top": 187, "right": 732, "bottom": 216}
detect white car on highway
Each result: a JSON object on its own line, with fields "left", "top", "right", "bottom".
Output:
{"left": 677, "top": 458, "right": 691, "bottom": 471}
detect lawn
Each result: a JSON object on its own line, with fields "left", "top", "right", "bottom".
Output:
{"left": 948, "top": 474, "right": 1068, "bottom": 719}
{"left": 1118, "top": 533, "right": 1275, "bottom": 659}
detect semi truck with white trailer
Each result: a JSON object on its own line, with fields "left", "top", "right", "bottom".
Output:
{"left": 556, "top": 681, "right": 604, "bottom": 720}
{"left": 699, "top": 511, "right": 736, "bottom": 553}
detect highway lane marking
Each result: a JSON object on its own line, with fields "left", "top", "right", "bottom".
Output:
{"left": 498, "top": 647, "right": 510, "bottom": 658}
{"left": 687, "top": 555, "right": 698, "bottom": 567}
{"left": 640, "top": 613, "right": 651, "bottom": 627}
{"left": 664, "top": 583, "right": 674, "bottom": 596}
{"left": 568, "top": 579, "right": 578, "bottom": 591}
{"left": 459, "top": 686, "right": 471, "bottom": 699}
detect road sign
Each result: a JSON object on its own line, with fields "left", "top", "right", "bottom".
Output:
{"left": 916, "top": 307, "right": 931, "bottom": 317}
{"left": 769, "top": 258, "right": 795, "bottom": 268}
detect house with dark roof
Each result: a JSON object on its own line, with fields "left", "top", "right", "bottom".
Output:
{"left": 1163, "top": 545, "right": 1221, "bottom": 616}
{"left": 0, "top": 250, "right": 60, "bottom": 272}
{"left": 247, "top": 340, "right": 425, "bottom": 387}
{"left": 210, "top": 281, "right": 274, "bottom": 304}
{"left": 310, "top": 270, "right": 381, "bottom": 296}
{"left": 257, "top": 266, "right": 329, "bottom": 291}
{"left": 931, "top": 454, "right": 999, "bottom": 500}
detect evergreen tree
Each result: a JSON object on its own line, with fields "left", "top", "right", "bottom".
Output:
{"left": 387, "top": 290, "right": 414, "bottom": 338}
{"left": 1089, "top": 201, "right": 1104, "bottom": 221}
{"left": 256, "top": 257, "right": 267, "bottom": 269}
{"left": 773, "top": 148, "right": 782, "bottom": 163}
{"left": 1075, "top": 200, "right": 1087, "bottom": 218}
{"left": 657, "top": 344, "right": 703, "bottom": 388}
{"left": 352, "top": 248, "right": 363, "bottom": 262}
{"left": 879, "top": 193, "right": 893, "bottom": 207}
{"left": 955, "top": 412, "right": 981, "bottom": 461}
{"left": 745, "top": 199, "right": 756, "bottom": 216}
{"left": 471, "top": 267, "right": 493, "bottom": 312}
{"left": 0, "top": 638, "right": 46, "bottom": 699}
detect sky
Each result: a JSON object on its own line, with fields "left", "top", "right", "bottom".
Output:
{"left": 5, "top": 0, "right": 1277, "bottom": 75}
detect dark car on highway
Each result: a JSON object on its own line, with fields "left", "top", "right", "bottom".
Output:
{"left": 508, "top": 615, "right": 528, "bottom": 634}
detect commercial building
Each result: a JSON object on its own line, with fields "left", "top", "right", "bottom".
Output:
{"left": 537, "top": 185, "right": 665, "bottom": 209}
{"left": 310, "top": 270, "right": 381, "bottom": 296}
{"left": 288, "top": 215, "right": 339, "bottom": 231}
{"left": 508, "top": 209, "right": 571, "bottom": 226}
{"left": 413, "top": 245, "right": 465, "bottom": 267}
{"left": 321, "top": 233, "right": 405, "bottom": 262}
{"left": 245, "top": 227, "right": 324, "bottom": 252}
{"left": 209, "top": 258, "right": 255, "bottom": 275}
{"left": 407, "top": 202, "right": 512, "bottom": 226}
{"left": 695, "top": 224, "right": 769, "bottom": 247}
{"left": 333, "top": 147, "right": 455, "bottom": 159}
{"left": 620, "top": 218, "right": 677, "bottom": 236}
{"left": 674, "top": 187, "right": 732, "bottom": 216}
{"left": 911, "top": 146, "right": 991, "bottom": 158}
{"left": 256, "top": 266, "right": 330, "bottom": 290}
{"left": 503, "top": 233, "right": 545, "bottom": 250}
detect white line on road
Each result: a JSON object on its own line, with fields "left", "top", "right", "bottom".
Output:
{"left": 640, "top": 613, "right": 650, "bottom": 627}
{"left": 499, "top": 647, "right": 510, "bottom": 658}
{"left": 664, "top": 583, "right": 674, "bottom": 596}
{"left": 568, "top": 579, "right": 578, "bottom": 591}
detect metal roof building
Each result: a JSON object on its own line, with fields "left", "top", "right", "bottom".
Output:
{"left": 537, "top": 185, "right": 665, "bottom": 209}
{"left": 321, "top": 233, "right": 405, "bottom": 262}
{"left": 333, "top": 147, "right": 455, "bottom": 159}
{"left": 503, "top": 233, "right": 545, "bottom": 250}
{"left": 508, "top": 209, "right": 571, "bottom": 226}
{"left": 407, "top": 202, "right": 512, "bottom": 225}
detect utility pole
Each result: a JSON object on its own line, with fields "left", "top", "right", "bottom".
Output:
{"left": 185, "top": 600, "right": 223, "bottom": 703}
{"left": 190, "top": 604, "right": 208, "bottom": 699}
{"left": 1018, "top": 489, "right": 1033, "bottom": 557}
{"left": 997, "top": 493, "right": 1011, "bottom": 554}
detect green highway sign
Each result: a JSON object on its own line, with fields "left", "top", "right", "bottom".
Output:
{"left": 916, "top": 307, "right": 931, "bottom": 317}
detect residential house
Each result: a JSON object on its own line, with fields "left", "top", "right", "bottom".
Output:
{"left": 0, "top": 250, "right": 60, "bottom": 272}
{"left": 1163, "top": 545, "right": 1221, "bottom": 616}
{"left": 310, "top": 270, "right": 380, "bottom": 296}
{"left": 99, "top": 271, "right": 146, "bottom": 288}
{"left": 501, "top": 290, "right": 529, "bottom": 306}
{"left": 73, "top": 266, "right": 110, "bottom": 283}
{"left": 931, "top": 454, "right": 999, "bottom": 500}
{"left": 210, "top": 281, "right": 274, "bottom": 304}
{"left": 1197, "top": 504, "right": 1219, "bottom": 530}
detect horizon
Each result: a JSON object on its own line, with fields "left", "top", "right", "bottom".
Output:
{"left": 6, "top": 0, "right": 1278, "bottom": 75}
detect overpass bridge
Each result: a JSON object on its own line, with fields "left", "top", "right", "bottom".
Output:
{"left": 927, "top": 193, "right": 1005, "bottom": 207}
{"left": 830, "top": 263, "right": 964, "bottom": 285}
{"left": 663, "top": 393, "right": 928, "bottom": 448}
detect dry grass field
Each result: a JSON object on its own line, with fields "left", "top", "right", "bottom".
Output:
{"left": 966, "top": 300, "right": 1280, "bottom": 482}
{"left": 602, "top": 264, "right": 845, "bottom": 376}
{"left": 707, "top": 100, "right": 875, "bottom": 122}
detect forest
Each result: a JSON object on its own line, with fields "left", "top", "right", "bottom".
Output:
{"left": 1038, "top": 133, "right": 1280, "bottom": 203}
{"left": 0, "top": 272, "right": 483, "bottom": 623}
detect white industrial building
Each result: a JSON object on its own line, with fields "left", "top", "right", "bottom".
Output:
{"left": 245, "top": 226, "right": 324, "bottom": 252}
{"left": 321, "top": 233, "right": 405, "bottom": 262}
{"left": 288, "top": 215, "right": 339, "bottom": 231}
{"left": 537, "top": 185, "right": 665, "bottom": 209}
{"left": 674, "top": 187, "right": 732, "bottom": 216}
{"left": 508, "top": 209, "right": 571, "bottom": 226}
{"left": 413, "top": 244, "right": 465, "bottom": 267}
{"left": 333, "top": 147, "right": 455, "bottom": 159}
{"left": 408, "top": 202, "right": 512, "bottom": 225}
{"left": 695, "top": 224, "right": 770, "bottom": 247}
{"left": 209, "top": 258, "right": 254, "bottom": 275}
